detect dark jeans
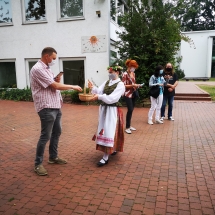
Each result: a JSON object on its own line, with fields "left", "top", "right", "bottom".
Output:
{"left": 124, "top": 96, "right": 136, "bottom": 129}
{"left": 35, "top": 108, "right": 62, "bottom": 166}
{"left": 161, "top": 95, "right": 174, "bottom": 118}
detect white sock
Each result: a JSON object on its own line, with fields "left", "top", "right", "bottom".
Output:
{"left": 99, "top": 153, "right": 109, "bottom": 163}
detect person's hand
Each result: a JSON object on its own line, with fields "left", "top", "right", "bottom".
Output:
{"left": 90, "top": 94, "right": 98, "bottom": 101}
{"left": 133, "top": 84, "right": 139, "bottom": 89}
{"left": 88, "top": 80, "right": 93, "bottom": 89}
{"left": 54, "top": 76, "right": 61, "bottom": 83}
{"left": 159, "top": 84, "right": 164, "bottom": 87}
{"left": 168, "top": 88, "right": 173, "bottom": 92}
{"left": 73, "top": 85, "right": 82, "bottom": 92}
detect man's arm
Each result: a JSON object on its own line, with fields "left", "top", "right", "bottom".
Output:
{"left": 50, "top": 82, "right": 82, "bottom": 91}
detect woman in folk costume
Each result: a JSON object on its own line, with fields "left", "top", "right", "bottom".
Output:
{"left": 88, "top": 65, "right": 125, "bottom": 167}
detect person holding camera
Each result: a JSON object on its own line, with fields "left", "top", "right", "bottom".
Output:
{"left": 122, "top": 59, "right": 144, "bottom": 134}
{"left": 160, "top": 63, "right": 178, "bottom": 121}
{"left": 148, "top": 65, "right": 166, "bottom": 125}
{"left": 30, "top": 47, "right": 82, "bottom": 176}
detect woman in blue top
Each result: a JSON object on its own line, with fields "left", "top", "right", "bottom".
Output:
{"left": 148, "top": 65, "right": 166, "bottom": 125}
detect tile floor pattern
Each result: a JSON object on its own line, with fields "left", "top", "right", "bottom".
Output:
{"left": 0, "top": 100, "right": 215, "bottom": 215}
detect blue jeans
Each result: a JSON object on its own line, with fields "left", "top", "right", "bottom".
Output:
{"left": 35, "top": 108, "right": 62, "bottom": 166}
{"left": 161, "top": 95, "right": 174, "bottom": 118}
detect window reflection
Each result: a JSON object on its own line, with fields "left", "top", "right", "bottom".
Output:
{"left": 60, "top": 0, "right": 83, "bottom": 18}
{"left": 0, "top": 0, "right": 12, "bottom": 24}
{"left": 25, "top": 0, "right": 46, "bottom": 22}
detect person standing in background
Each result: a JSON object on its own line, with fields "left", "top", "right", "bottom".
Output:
{"left": 122, "top": 59, "right": 142, "bottom": 134}
{"left": 148, "top": 65, "right": 166, "bottom": 125}
{"left": 160, "top": 63, "right": 178, "bottom": 121}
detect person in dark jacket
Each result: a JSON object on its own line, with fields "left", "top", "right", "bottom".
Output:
{"left": 160, "top": 63, "right": 178, "bottom": 121}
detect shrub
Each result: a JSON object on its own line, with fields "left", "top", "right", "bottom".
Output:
{"left": 175, "top": 68, "right": 185, "bottom": 79}
{"left": 0, "top": 87, "right": 33, "bottom": 101}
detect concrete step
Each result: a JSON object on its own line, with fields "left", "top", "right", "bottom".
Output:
{"left": 174, "top": 96, "right": 211, "bottom": 101}
{"left": 175, "top": 93, "right": 210, "bottom": 97}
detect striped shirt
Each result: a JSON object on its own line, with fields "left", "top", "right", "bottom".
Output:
{"left": 122, "top": 71, "right": 136, "bottom": 98}
{"left": 30, "top": 60, "right": 62, "bottom": 112}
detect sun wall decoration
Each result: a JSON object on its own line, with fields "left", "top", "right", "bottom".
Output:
{"left": 81, "top": 35, "right": 106, "bottom": 53}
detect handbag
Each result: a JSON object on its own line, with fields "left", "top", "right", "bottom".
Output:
{"left": 132, "top": 90, "right": 139, "bottom": 98}
{"left": 148, "top": 85, "right": 160, "bottom": 98}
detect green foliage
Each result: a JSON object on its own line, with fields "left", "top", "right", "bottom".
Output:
{"left": 172, "top": 0, "right": 215, "bottom": 31}
{"left": 197, "top": 85, "right": 215, "bottom": 101}
{"left": 0, "top": 87, "right": 33, "bottom": 101}
{"left": 8, "top": 197, "right": 14, "bottom": 202}
{"left": 115, "top": 0, "right": 184, "bottom": 98}
{"left": 175, "top": 68, "right": 185, "bottom": 79}
{"left": 61, "top": 90, "right": 80, "bottom": 103}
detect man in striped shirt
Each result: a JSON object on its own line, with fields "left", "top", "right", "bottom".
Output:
{"left": 30, "top": 47, "right": 82, "bottom": 176}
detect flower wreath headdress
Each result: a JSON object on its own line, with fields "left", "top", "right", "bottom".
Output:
{"left": 107, "top": 65, "right": 123, "bottom": 72}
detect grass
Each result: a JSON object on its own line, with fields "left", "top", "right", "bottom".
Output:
{"left": 197, "top": 85, "right": 215, "bottom": 101}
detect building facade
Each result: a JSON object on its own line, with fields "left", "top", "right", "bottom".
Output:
{"left": 180, "top": 30, "right": 215, "bottom": 78}
{"left": 0, "top": 0, "right": 126, "bottom": 89}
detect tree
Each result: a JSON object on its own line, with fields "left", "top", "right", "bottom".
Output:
{"left": 173, "top": 0, "right": 215, "bottom": 31}
{"left": 115, "top": 0, "right": 186, "bottom": 98}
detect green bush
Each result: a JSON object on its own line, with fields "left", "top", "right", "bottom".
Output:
{"left": 0, "top": 87, "right": 33, "bottom": 101}
{"left": 175, "top": 68, "right": 185, "bottom": 79}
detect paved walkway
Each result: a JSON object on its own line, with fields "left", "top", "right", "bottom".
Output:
{"left": 0, "top": 83, "right": 215, "bottom": 215}
{"left": 176, "top": 81, "right": 215, "bottom": 94}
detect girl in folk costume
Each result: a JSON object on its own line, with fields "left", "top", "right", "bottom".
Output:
{"left": 88, "top": 66, "right": 125, "bottom": 167}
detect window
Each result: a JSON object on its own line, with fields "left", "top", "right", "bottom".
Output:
{"left": 0, "top": 0, "right": 13, "bottom": 26}
{"left": 60, "top": 58, "right": 85, "bottom": 88}
{"left": 110, "top": 0, "right": 116, "bottom": 21}
{"left": 0, "top": 60, "right": 17, "bottom": 88}
{"left": 111, "top": 0, "right": 127, "bottom": 25}
{"left": 26, "top": 59, "right": 38, "bottom": 87}
{"left": 22, "top": 0, "right": 46, "bottom": 24}
{"left": 57, "top": 0, "right": 84, "bottom": 21}
{"left": 110, "top": 50, "right": 117, "bottom": 66}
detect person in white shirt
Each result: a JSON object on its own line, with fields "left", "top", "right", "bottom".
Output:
{"left": 88, "top": 66, "right": 125, "bottom": 167}
{"left": 148, "top": 65, "right": 166, "bottom": 125}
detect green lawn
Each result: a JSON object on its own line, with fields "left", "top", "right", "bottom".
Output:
{"left": 180, "top": 78, "right": 215, "bottom": 81}
{"left": 197, "top": 85, "right": 215, "bottom": 101}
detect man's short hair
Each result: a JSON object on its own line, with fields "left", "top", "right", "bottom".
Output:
{"left": 41, "top": 47, "right": 57, "bottom": 57}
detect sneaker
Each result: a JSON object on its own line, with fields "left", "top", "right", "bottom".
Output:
{"left": 130, "top": 126, "right": 136, "bottom": 131}
{"left": 48, "top": 157, "right": 67, "bottom": 164}
{"left": 168, "top": 117, "right": 174, "bottom": 121}
{"left": 148, "top": 120, "right": 153, "bottom": 125}
{"left": 34, "top": 164, "right": 48, "bottom": 176}
{"left": 160, "top": 117, "right": 164, "bottom": 121}
{"left": 125, "top": 128, "right": 132, "bottom": 134}
{"left": 155, "top": 119, "right": 164, "bottom": 124}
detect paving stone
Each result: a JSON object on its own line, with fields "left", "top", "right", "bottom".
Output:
{"left": 1, "top": 85, "right": 215, "bottom": 215}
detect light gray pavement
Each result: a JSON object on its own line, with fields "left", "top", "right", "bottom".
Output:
{"left": 176, "top": 81, "right": 215, "bottom": 94}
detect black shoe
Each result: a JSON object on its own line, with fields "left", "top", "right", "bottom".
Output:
{"left": 111, "top": 151, "right": 117, "bottom": 156}
{"left": 97, "top": 158, "right": 108, "bottom": 167}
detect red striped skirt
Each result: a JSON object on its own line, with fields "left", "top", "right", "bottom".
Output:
{"left": 96, "top": 107, "right": 124, "bottom": 154}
